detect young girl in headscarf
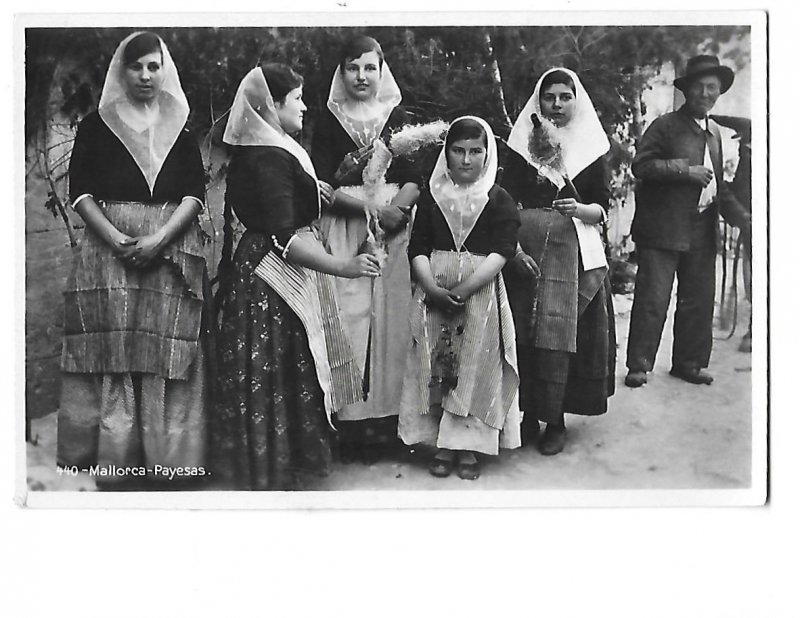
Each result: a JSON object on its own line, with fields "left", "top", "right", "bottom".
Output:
{"left": 58, "top": 32, "right": 212, "bottom": 488}
{"left": 502, "top": 67, "right": 616, "bottom": 456}
{"left": 398, "top": 116, "right": 521, "bottom": 481}
{"left": 311, "top": 35, "right": 421, "bottom": 465}
{"left": 214, "top": 63, "right": 379, "bottom": 490}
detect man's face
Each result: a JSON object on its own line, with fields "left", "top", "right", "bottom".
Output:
{"left": 685, "top": 75, "right": 723, "bottom": 118}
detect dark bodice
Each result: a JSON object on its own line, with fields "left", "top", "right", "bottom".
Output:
{"left": 68, "top": 111, "right": 205, "bottom": 204}
{"left": 311, "top": 106, "right": 422, "bottom": 189}
{"left": 500, "top": 147, "right": 610, "bottom": 212}
{"left": 225, "top": 146, "right": 320, "bottom": 252}
{"left": 408, "top": 184, "right": 520, "bottom": 260}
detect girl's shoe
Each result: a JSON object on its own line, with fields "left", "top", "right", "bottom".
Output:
{"left": 429, "top": 450, "right": 455, "bottom": 478}
{"left": 456, "top": 452, "right": 481, "bottom": 480}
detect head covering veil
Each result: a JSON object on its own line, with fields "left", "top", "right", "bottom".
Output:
{"left": 507, "top": 67, "right": 609, "bottom": 186}
{"left": 98, "top": 31, "right": 190, "bottom": 195}
{"left": 223, "top": 66, "right": 320, "bottom": 214}
{"left": 429, "top": 116, "right": 498, "bottom": 252}
{"left": 327, "top": 59, "right": 402, "bottom": 149}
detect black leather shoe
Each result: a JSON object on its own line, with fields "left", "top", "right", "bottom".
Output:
{"left": 538, "top": 425, "right": 567, "bottom": 456}
{"left": 624, "top": 371, "right": 648, "bottom": 388}
{"left": 669, "top": 366, "right": 714, "bottom": 385}
{"left": 522, "top": 418, "right": 540, "bottom": 445}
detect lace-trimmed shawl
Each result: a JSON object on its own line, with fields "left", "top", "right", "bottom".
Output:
{"left": 429, "top": 116, "right": 498, "bottom": 252}
{"left": 223, "top": 66, "right": 320, "bottom": 215}
{"left": 507, "top": 67, "right": 610, "bottom": 187}
{"left": 98, "top": 32, "right": 190, "bottom": 195}
{"left": 326, "top": 61, "right": 402, "bottom": 149}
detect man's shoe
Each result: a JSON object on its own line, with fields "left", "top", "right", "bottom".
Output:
{"left": 738, "top": 335, "right": 752, "bottom": 353}
{"left": 669, "top": 366, "right": 714, "bottom": 385}
{"left": 624, "top": 371, "right": 648, "bottom": 388}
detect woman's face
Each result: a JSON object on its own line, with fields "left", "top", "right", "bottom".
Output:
{"left": 275, "top": 86, "right": 307, "bottom": 134}
{"left": 122, "top": 51, "right": 164, "bottom": 103}
{"left": 446, "top": 137, "right": 487, "bottom": 185}
{"left": 342, "top": 51, "right": 381, "bottom": 102}
{"left": 539, "top": 82, "right": 576, "bottom": 127}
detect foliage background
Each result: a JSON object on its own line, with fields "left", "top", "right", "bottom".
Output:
{"left": 24, "top": 24, "right": 751, "bottom": 419}
{"left": 26, "top": 25, "right": 750, "bottom": 138}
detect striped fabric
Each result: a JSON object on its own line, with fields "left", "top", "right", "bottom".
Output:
{"left": 409, "top": 250, "right": 518, "bottom": 430}
{"left": 254, "top": 236, "right": 363, "bottom": 423}
{"left": 517, "top": 208, "right": 579, "bottom": 353}
{"left": 517, "top": 209, "right": 608, "bottom": 353}
{"left": 61, "top": 201, "right": 205, "bottom": 380}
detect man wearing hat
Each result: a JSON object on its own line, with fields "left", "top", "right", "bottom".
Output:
{"left": 625, "top": 55, "right": 749, "bottom": 387}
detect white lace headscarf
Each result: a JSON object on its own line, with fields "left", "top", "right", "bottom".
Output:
{"left": 327, "top": 50, "right": 402, "bottom": 149}
{"left": 98, "top": 32, "right": 189, "bottom": 195}
{"left": 223, "top": 66, "right": 320, "bottom": 214}
{"left": 429, "top": 116, "right": 498, "bottom": 252}
{"left": 508, "top": 67, "right": 610, "bottom": 188}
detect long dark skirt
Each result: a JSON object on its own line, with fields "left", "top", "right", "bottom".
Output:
{"left": 335, "top": 417, "right": 399, "bottom": 449}
{"left": 517, "top": 277, "right": 616, "bottom": 426}
{"left": 213, "top": 233, "right": 333, "bottom": 491}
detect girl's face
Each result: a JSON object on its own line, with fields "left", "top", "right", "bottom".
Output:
{"left": 539, "top": 82, "right": 576, "bottom": 127}
{"left": 342, "top": 51, "right": 381, "bottom": 102}
{"left": 123, "top": 51, "right": 164, "bottom": 103}
{"left": 275, "top": 86, "right": 307, "bottom": 134}
{"left": 446, "top": 137, "right": 487, "bottom": 185}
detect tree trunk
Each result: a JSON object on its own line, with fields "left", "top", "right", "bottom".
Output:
{"left": 483, "top": 31, "right": 512, "bottom": 131}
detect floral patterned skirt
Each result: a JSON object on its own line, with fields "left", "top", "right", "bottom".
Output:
{"left": 213, "top": 232, "right": 332, "bottom": 490}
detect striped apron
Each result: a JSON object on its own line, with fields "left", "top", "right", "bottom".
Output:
{"left": 254, "top": 231, "right": 363, "bottom": 424}
{"left": 409, "top": 250, "right": 519, "bottom": 431}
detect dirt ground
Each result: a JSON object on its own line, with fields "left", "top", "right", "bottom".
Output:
{"left": 25, "top": 285, "right": 756, "bottom": 495}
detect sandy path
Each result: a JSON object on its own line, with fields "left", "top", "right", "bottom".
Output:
{"left": 25, "top": 287, "right": 756, "bottom": 496}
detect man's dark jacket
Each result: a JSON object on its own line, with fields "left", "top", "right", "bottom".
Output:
{"left": 631, "top": 105, "right": 748, "bottom": 251}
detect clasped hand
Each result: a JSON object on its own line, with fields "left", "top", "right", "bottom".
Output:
{"left": 425, "top": 285, "right": 465, "bottom": 315}
{"left": 113, "top": 232, "right": 165, "bottom": 268}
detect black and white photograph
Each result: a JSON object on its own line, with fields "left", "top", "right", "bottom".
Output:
{"left": 18, "top": 11, "right": 766, "bottom": 507}
{"left": 7, "top": 3, "right": 793, "bottom": 616}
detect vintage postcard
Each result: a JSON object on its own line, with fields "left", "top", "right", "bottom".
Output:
{"left": 15, "top": 9, "right": 768, "bottom": 510}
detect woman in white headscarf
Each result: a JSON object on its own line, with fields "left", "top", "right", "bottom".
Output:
{"left": 58, "top": 32, "right": 212, "bottom": 488}
{"left": 398, "top": 116, "right": 521, "bottom": 481}
{"left": 502, "top": 67, "right": 616, "bottom": 456}
{"left": 214, "top": 63, "right": 380, "bottom": 490}
{"left": 311, "top": 35, "right": 421, "bottom": 466}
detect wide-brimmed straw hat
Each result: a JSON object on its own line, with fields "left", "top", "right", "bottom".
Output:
{"left": 674, "top": 55, "right": 735, "bottom": 94}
